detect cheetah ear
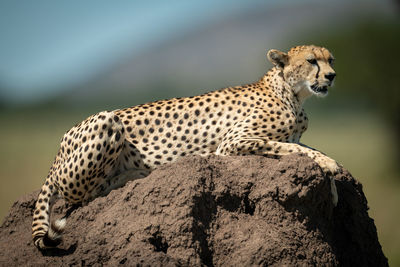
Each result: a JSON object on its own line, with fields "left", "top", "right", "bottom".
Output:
{"left": 267, "top": 49, "right": 288, "bottom": 69}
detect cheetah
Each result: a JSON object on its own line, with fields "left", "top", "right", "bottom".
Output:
{"left": 32, "top": 45, "right": 340, "bottom": 249}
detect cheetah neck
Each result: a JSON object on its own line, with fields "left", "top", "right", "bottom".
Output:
{"left": 261, "top": 68, "right": 305, "bottom": 108}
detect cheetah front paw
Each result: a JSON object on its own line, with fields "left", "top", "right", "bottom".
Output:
{"left": 315, "top": 156, "right": 340, "bottom": 175}
{"left": 315, "top": 156, "right": 339, "bottom": 206}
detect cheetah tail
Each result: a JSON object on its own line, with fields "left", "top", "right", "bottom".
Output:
{"left": 32, "top": 180, "right": 65, "bottom": 249}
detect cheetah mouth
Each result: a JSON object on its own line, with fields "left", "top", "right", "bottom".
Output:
{"left": 310, "top": 84, "right": 328, "bottom": 95}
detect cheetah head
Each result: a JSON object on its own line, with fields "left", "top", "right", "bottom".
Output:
{"left": 267, "top": 45, "right": 336, "bottom": 98}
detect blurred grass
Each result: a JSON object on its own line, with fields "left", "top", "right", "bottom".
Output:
{"left": 0, "top": 105, "right": 399, "bottom": 265}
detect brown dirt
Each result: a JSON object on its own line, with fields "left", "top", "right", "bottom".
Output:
{"left": 0, "top": 154, "right": 388, "bottom": 266}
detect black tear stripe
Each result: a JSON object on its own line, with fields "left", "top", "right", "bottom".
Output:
{"left": 315, "top": 62, "right": 320, "bottom": 79}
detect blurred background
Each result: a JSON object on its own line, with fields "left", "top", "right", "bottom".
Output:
{"left": 0, "top": 0, "right": 399, "bottom": 264}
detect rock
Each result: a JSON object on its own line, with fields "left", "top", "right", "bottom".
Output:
{"left": 0, "top": 154, "right": 388, "bottom": 266}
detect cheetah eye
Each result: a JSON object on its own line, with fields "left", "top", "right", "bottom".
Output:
{"left": 307, "top": 59, "right": 317, "bottom": 65}
{"left": 328, "top": 58, "right": 334, "bottom": 65}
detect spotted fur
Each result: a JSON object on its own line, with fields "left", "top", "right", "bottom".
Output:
{"left": 32, "top": 45, "right": 340, "bottom": 249}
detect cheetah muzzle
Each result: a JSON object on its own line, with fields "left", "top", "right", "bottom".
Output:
{"left": 32, "top": 45, "right": 341, "bottom": 250}
{"left": 311, "top": 84, "right": 328, "bottom": 95}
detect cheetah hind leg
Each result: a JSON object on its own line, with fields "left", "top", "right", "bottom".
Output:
{"left": 32, "top": 111, "right": 125, "bottom": 250}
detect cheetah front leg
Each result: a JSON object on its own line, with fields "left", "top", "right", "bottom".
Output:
{"left": 216, "top": 137, "right": 339, "bottom": 206}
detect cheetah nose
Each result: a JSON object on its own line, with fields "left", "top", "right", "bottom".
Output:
{"left": 325, "top": 72, "right": 336, "bottom": 82}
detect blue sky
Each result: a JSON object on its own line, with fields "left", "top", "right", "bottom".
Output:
{"left": 0, "top": 0, "right": 391, "bottom": 103}
{"left": 0, "top": 0, "right": 279, "bottom": 102}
